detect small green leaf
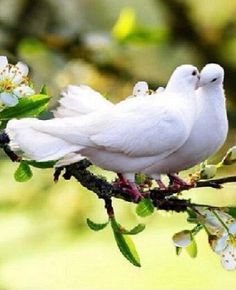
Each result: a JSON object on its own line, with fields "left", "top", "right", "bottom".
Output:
{"left": 227, "top": 207, "right": 236, "bottom": 219}
{"left": 14, "top": 161, "right": 33, "bottom": 182}
{"left": 187, "top": 209, "right": 198, "bottom": 223}
{"left": 40, "top": 84, "right": 48, "bottom": 95}
{"left": 25, "top": 160, "right": 56, "bottom": 168}
{"left": 135, "top": 173, "right": 146, "bottom": 185}
{"left": 186, "top": 238, "right": 197, "bottom": 258}
{"left": 110, "top": 217, "right": 141, "bottom": 267}
{"left": 0, "top": 120, "right": 8, "bottom": 130}
{"left": 136, "top": 198, "right": 154, "bottom": 217}
{"left": 0, "top": 94, "right": 51, "bottom": 120}
{"left": 86, "top": 218, "right": 109, "bottom": 231}
{"left": 112, "top": 7, "right": 135, "bottom": 40}
{"left": 176, "top": 246, "right": 182, "bottom": 256}
{"left": 120, "top": 223, "right": 146, "bottom": 235}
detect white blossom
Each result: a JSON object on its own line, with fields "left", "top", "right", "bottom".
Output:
{"left": 0, "top": 56, "right": 35, "bottom": 110}
{"left": 196, "top": 208, "right": 234, "bottom": 237}
{"left": 212, "top": 222, "right": 236, "bottom": 271}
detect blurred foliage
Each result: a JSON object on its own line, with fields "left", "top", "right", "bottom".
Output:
{"left": 0, "top": 0, "right": 235, "bottom": 289}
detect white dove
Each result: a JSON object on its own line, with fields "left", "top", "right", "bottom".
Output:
{"left": 142, "top": 63, "right": 228, "bottom": 186}
{"left": 6, "top": 65, "right": 199, "bottom": 200}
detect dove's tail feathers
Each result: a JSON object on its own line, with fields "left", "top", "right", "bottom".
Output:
{"left": 6, "top": 119, "right": 83, "bottom": 161}
{"left": 54, "top": 85, "right": 113, "bottom": 118}
{"left": 55, "top": 152, "right": 84, "bottom": 167}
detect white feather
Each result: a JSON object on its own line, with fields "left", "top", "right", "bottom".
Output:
{"left": 6, "top": 119, "right": 82, "bottom": 161}
{"left": 53, "top": 85, "right": 113, "bottom": 118}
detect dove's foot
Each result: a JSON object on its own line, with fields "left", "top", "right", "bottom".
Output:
{"left": 168, "top": 173, "right": 195, "bottom": 190}
{"left": 113, "top": 173, "right": 142, "bottom": 201}
{"left": 113, "top": 173, "right": 129, "bottom": 188}
{"left": 125, "top": 180, "right": 143, "bottom": 201}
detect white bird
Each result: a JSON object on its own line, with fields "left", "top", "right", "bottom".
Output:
{"left": 142, "top": 63, "right": 228, "bottom": 185}
{"left": 6, "top": 64, "right": 199, "bottom": 199}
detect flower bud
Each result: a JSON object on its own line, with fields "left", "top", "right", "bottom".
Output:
{"left": 173, "top": 230, "right": 192, "bottom": 247}
{"left": 200, "top": 164, "right": 217, "bottom": 179}
{"left": 222, "top": 146, "right": 236, "bottom": 165}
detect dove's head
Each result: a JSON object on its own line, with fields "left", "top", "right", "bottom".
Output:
{"left": 199, "top": 63, "right": 224, "bottom": 87}
{"left": 166, "top": 64, "right": 200, "bottom": 92}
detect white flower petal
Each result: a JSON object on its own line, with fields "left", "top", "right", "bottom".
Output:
{"left": 13, "top": 85, "right": 35, "bottom": 98}
{"left": 133, "top": 81, "right": 149, "bottom": 97}
{"left": 173, "top": 230, "right": 192, "bottom": 247}
{"left": 229, "top": 222, "right": 236, "bottom": 234}
{"left": 7, "top": 66, "right": 18, "bottom": 80}
{"left": 0, "top": 56, "right": 8, "bottom": 71}
{"left": 221, "top": 245, "right": 236, "bottom": 271}
{"left": 0, "top": 92, "right": 18, "bottom": 106}
{"left": 213, "top": 235, "right": 228, "bottom": 253}
{"left": 11, "top": 73, "right": 23, "bottom": 85}
{"left": 15, "top": 61, "right": 29, "bottom": 76}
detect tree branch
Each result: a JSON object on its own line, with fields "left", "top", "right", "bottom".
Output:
{"left": 196, "top": 176, "right": 236, "bottom": 188}
{"left": 62, "top": 160, "right": 236, "bottom": 213}
{"left": 0, "top": 134, "right": 235, "bottom": 213}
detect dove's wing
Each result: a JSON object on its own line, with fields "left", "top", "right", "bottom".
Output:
{"left": 30, "top": 95, "right": 190, "bottom": 158}
{"left": 54, "top": 85, "right": 113, "bottom": 118}
{"left": 90, "top": 106, "right": 189, "bottom": 157}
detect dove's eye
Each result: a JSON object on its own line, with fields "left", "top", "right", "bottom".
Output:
{"left": 192, "top": 70, "right": 197, "bottom": 76}
{"left": 211, "top": 78, "right": 217, "bottom": 82}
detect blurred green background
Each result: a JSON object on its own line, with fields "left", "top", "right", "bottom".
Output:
{"left": 0, "top": 0, "right": 236, "bottom": 289}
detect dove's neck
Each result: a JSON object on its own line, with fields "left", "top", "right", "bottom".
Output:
{"left": 200, "top": 85, "right": 225, "bottom": 109}
{"left": 165, "top": 80, "right": 195, "bottom": 95}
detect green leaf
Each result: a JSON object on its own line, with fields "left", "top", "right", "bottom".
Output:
{"left": 110, "top": 217, "right": 141, "bottom": 267}
{"left": 136, "top": 198, "right": 154, "bottom": 217}
{"left": 176, "top": 246, "right": 182, "bottom": 256}
{"left": 112, "top": 7, "right": 135, "bottom": 40}
{"left": 119, "top": 223, "right": 146, "bottom": 235}
{"left": 14, "top": 161, "right": 33, "bottom": 182}
{"left": 40, "top": 84, "right": 48, "bottom": 95}
{"left": 187, "top": 209, "right": 198, "bottom": 223}
{"left": 227, "top": 207, "right": 236, "bottom": 219}
{"left": 135, "top": 173, "right": 146, "bottom": 185}
{"left": 86, "top": 218, "right": 109, "bottom": 231}
{"left": 25, "top": 160, "right": 56, "bottom": 168}
{"left": 0, "top": 120, "right": 8, "bottom": 130}
{"left": 0, "top": 94, "right": 51, "bottom": 120}
{"left": 185, "top": 238, "right": 197, "bottom": 258}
